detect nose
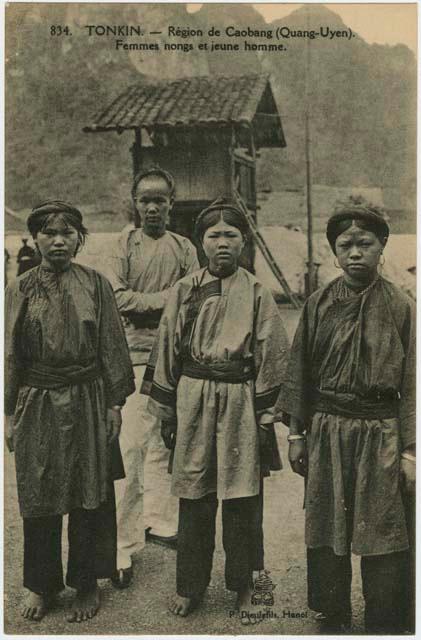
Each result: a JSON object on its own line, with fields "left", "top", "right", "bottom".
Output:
{"left": 217, "top": 236, "right": 229, "bottom": 248}
{"left": 349, "top": 245, "right": 362, "bottom": 259}
{"left": 146, "top": 202, "right": 158, "bottom": 213}
{"left": 53, "top": 234, "right": 65, "bottom": 246}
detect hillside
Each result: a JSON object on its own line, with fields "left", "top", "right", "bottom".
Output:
{"left": 5, "top": 4, "right": 416, "bottom": 230}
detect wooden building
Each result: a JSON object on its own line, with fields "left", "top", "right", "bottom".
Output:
{"left": 84, "top": 73, "right": 286, "bottom": 269}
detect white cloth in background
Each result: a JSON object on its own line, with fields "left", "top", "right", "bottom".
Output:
{"left": 115, "top": 366, "right": 179, "bottom": 570}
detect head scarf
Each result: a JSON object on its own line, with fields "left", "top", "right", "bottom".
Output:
{"left": 326, "top": 204, "right": 389, "bottom": 254}
{"left": 195, "top": 198, "right": 249, "bottom": 241}
{"left": 27, "top": 200, "right": 84, "bottom": 236}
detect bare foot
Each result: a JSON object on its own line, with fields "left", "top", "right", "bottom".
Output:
{"left": 169, "top": 592, "right": 201, "bottom": 617}
{"left": 236, "top": 586, "right": 258, "bottom": 626}
{"left": 22, "top": 591, "right": 50, "bottom": 621}
{"left": 67, "top": 584, "right": 100, "bottom": 623}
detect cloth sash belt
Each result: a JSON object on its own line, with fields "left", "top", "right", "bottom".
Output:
{"left": 23, "top": 361, "right": 100, "bottom": 390}
{"left": 181, "top": 357, "right": 255, "bottom": 384}
{"left": 313, "top": 389, "right": 399, "bottom": 420}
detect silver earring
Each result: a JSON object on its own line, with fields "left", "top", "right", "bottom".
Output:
{"left": 334, "top": 258, "right": 341, "bottom": 269}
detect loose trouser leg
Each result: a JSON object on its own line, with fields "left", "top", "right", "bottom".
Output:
{"left": 142, "top": 391, "right": 179, "bottom": 537}
{"left": 115, "top": 366, "right": 148, "bottom": 570}
{"left": 222, "top": 494, "right": 262, "bottom": 592}
{"left": 66, "top": 485, "right": 118, "bottom": 591}
{"left": 23, "top": 515, "right": 65, "bottom": 595}
{"left": 176, "top": 493, "right": 218, "bottom": 598}
{"left": 307, "top": 547, "right": 352, "bottom": 623}
{"left": 253, "top": 481, "right": 264, "bottom": 571}
{"left": 403, "top": 492, "right": 415, "bottom": 632}
{"left": 361, "top": 550, "right": 409, "bottom": 634}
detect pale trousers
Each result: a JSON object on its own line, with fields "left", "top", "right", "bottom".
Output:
{"left": 115, "top": 365, "right": 179, "bottom": 570}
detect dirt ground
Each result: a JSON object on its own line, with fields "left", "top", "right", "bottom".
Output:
{"left": 3, "top": 308, "right": 366, "bottom": 636}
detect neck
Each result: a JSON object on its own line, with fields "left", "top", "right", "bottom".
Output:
{"left": 208, "top": 263, "right": 238, "bottom": 279}
{"left": 41, "top": 257, "right": 72, "bottom": 272}
{"left": 143, "top": 227, "right": 166, "bottom": 240}
{"left": 343, "top": 270, "right": 378, "bottom": 290}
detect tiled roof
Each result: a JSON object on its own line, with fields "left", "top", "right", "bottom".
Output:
{"left": 83, "top": 74, "right": 284, "bottom": 146}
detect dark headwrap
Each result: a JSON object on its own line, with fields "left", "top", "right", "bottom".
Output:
{"left": 195, "top": 198, "right": 249, "bottom": 241}
{"left": 326, "top": 204, "right": 389, "bottom": 254}
{"left": 27, "top": 200, "right": 85, "bottom": 236}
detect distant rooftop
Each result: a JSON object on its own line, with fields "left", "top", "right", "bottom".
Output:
{"left": 83, "top": 74, "right": 286, "bottom": 148}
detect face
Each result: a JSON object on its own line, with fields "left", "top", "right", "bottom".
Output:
{"left": 134, "top": 176, "right": 173, "bottom": 238}
{"left": 335, "top": 224, "right": 384, "bottom": 284}
{"left": 35, "top": 216, "right": 79, "bottom": 269}
{"left": 202, "top": 218, "right": 245, "bottom": 275}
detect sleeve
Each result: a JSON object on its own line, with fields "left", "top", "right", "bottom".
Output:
{"left": 254, "top": 286, "right": 290, "bottom": 425}
{"left": 4, "top": 283, "right": 27, "bottom": 415}
{"left": 399, "top": 299, "right": 416, "bottom": 450}
{"left": 183, "top": 241, "right": 200, "bottom": 276}
{"left": 97, "top": 273, "right": 136, "bottom": 406}
{"left": 105, "top": 233, "right": 171, "bottom": 315}
{"left": 144, "top": 285, "right": 184, "bottom": 421}
{"left": 277, "top": 298, "right": 313, "bottom": 424}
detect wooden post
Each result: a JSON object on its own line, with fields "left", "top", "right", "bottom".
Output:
{"left": 130, "top": 128, "right": 142, "bottom": 227}
{"left": 305, "top": 7, "right": 315, "bottom": 296}
{"left": 130, "top": 128, "right": 142, "bottom": 178}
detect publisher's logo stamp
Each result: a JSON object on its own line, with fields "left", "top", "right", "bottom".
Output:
{"left": 251, "top": 570, "right": 276, "bottom": 606}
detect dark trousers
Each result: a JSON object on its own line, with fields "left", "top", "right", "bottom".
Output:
{"left": 23, "top": 486, "right": 117, "bottom": 595}
{"left": 308, "top": 546, "right": 410, "bottom": 633}
{"left": 177, "top": 489, "right": 264, "bottom": 598}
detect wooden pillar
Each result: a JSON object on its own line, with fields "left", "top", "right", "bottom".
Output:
{"left": 130, "top": 128, "right": 142, "bottom": 227}
{"left": 130, "top": 128, "right": 142, "bottom": 178}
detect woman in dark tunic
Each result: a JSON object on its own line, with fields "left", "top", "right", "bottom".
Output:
{"left": 5, "top": 200, "right": 135, "bottom": 622}
{"left": 144, "top": 199, "right": 289, "bottom": 623}
{"left": 279, "top": 203, "right": 415, "bottom": 633}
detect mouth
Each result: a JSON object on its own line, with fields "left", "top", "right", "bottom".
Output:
{"left": 216, "top": 252, "right": 232, "bottom": 259}
{"left": 347, "top": 263, "right": 366, "bottom": 270}
{"left": 50, "top": 250, "right": 67, "bottom": 257}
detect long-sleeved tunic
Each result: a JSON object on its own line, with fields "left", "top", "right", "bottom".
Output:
{"left": 279, "top": 276, "right": 415, "bottom": 556}
{"left": 5, "top": 263, "right": 135, "bottom": 518}
{"left": 145, "top": 267, "right": 289, "bottom": 500}
{"left": 105, "top": 228, "right": 199, "bottom": 365}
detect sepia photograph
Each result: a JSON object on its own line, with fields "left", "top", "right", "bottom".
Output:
{"left": 4, "top": 1, "right": 416, "bottom": 635}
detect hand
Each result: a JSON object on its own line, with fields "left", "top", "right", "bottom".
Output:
{"left": 106, "top": 408, "right": 122, "bottom": 444}
{"left": 288, "top": 439, "right": 308, "bottom": 477}
{"left": 161, "top": 420, "right": 177, "bottom": 450}
{"left": 400, "top": 457, "right": 416, "bottom": 496}
{"left": 5, "top": 414, "right": 14, "bottom": 453}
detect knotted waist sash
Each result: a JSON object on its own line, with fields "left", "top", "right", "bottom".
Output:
{"left": 23, "top": 361, "right": 100, "bottom": 389}
{"left": 313, "top": 389, "right": 399, "bottom": 420}
{"left": 181, "top": 356, "right": 255, "bottom": 384}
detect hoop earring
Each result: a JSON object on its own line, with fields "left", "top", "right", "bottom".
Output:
{"left": 334, "top": 258, "right": 341, "bottom": 269}
{"left": 379, "top": 254, "right": 385, "bottom": 266}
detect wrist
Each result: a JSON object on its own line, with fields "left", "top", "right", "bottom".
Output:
{"left": 287, "top": 433, "right": 306, "bottom": 443}
{"left": 401, "top": 451, "right": 416, "bottom": 463}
